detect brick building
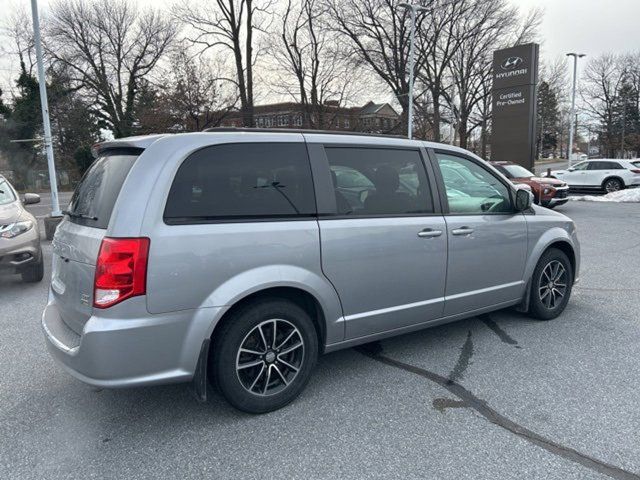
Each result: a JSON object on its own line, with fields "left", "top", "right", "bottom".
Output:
{"left": 219, "top": 100, "right": 401, "bottom": 134}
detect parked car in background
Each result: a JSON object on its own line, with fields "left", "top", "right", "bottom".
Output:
{"left": 0, "top": 174, "right": 44, "bottom": 282}
{"left": 490, "top": 161, "right": 569, "bottom": 209}
{"left": 42, "top": 130, "right": 580, "bottom": 413}
{"left": 550, "top": 159, "right": 640, "bottom": 193}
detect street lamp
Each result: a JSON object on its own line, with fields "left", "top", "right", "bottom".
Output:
{"left": 29, "top": 0, "right": 61, "bottom": 218}
{"left": 566, "top": 52, "right": 586, "bottom": 167}
{"left": 398, "top": 2, "right": 429, "bottom": 139}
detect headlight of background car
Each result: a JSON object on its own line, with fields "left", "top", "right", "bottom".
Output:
{"left": 0, "top": 220, "right": 34, "bottom": 239}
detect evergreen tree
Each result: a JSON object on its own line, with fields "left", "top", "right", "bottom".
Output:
{"left": 611, "top": 82, "right": 640, "bottom": 157}
{"left": 536, "top": 81, "right": 560, "bottom": 157}
{"left": 0, "top": 63, "right": 44, "bottom": 187}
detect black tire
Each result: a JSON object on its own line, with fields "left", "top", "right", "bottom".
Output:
{"left": 21, "top": 252, "right": 44, "bottom": 283}
{"left": 210, "top": 298, "right": 318, "bottom": 413}
{"left": 602, "top": 177, "right": 623, "bottom": 193}
{"left": 528, "top": 248, "right": 573, "bottom": 320}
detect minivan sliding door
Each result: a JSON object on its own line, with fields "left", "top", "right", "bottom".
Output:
{"left": 315, "top": 145, "right": 447, "bottom": 340}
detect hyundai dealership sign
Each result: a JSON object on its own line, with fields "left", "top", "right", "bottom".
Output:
{"left": 491, "top": 43, "right": 539, "bottom": 170}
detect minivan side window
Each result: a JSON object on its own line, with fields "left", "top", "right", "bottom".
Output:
{"left": 164, "top": 143, "right": 316, "bottom": 223}
{"left": 436, "top": 153, "right": 512, "bottom": 214}
{"left": 324, "top": 147, "right": 434, "bottom": 216}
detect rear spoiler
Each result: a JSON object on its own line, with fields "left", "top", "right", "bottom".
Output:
{"left": 91, "top": 134, "right": 168, "bottom": 158}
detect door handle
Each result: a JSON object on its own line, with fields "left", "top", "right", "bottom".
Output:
{"left": 417, "top": 228, "right": 443, "bottom": 238}
{"left": 451, "top": 227, "right": 474, "bottom": 236}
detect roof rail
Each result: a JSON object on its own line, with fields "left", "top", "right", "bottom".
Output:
{"left": 202, "top": 127, "right": 407, "bottom": 140}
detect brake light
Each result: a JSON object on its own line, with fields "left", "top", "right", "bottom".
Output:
{"left": 631, "top": 169, "right": 640, "bottom": 174}
{"left": 94, "top": 237, "right": 150, "bottom": 308}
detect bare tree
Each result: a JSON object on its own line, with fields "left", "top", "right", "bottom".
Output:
{"left": 327, "top": 0, "right": 420, "bottom": 124}
{"left": 416, "top": 0, "right": 479, "bottom": 142}
{"left": 1, "top": 6, "right": 36, "bottom": 78}
{"left": 176, "top": 0, "right": 269, "bottom": 127}
{"left": 167, "top": 50, "right": 238, "bottom": 131}
{"left": 446, "top": 0, "right": 517, "bottom": 148}
{"left": 581, "top": 54, "right": 627, "bottom": 157}
{"left": 273, "top": 0, "right": 356, "bottom": 128}
{"left": 46, "top": 0, "right": 176, "bottom": 138}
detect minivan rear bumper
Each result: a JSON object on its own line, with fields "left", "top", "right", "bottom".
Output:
{"left": 42, "top": 298, "right": 221, "bottom": 388}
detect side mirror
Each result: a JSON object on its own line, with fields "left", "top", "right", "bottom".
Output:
{"left": 22, "top": 193, "right": 41, "bottom": 205}
{"left": 567, "top": 167, "right": 575, "bottom": 172}
{"left": 514, "top": 188, "right": 532, "bottom": 212}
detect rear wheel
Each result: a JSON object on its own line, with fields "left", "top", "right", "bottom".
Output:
{"left": 602, "top": 177, "right": 623, "bottom": 193}
{"left": 528, "top": 248, "right": 573, "bottom": 320}
{"left": 21, "top": 252, "right": 44, "bottom": 283}
{"left": 210, "top": 298, "right": 318, "bottom": 413}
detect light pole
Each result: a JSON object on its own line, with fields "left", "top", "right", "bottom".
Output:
{"left": 398, "top": 2, "right": 428, "bottom": 139}
{"left": 566, "top": 52, "right": 585, "bottom": 167}
{"left": 30, "top": 0, "right": 61, "bottom": 218}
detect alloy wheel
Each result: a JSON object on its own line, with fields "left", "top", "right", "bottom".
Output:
{"left": 604, "top": 179, "right": 621, "bottom": 192}
{"left": 235, "top": 319, "right": 304, "bottom": 396}
{"left": 538, "top": 260, "right": 568, "bottom": 310}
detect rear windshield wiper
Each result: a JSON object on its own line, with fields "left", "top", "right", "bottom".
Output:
{"left": 62, "top": 209, "right": 98, "bottom": 221}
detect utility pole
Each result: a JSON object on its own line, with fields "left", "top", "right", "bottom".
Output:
{"left": 30, "top": 0, "right": 61, "bottom": 218}
{"left": 566, "top": 53, "right": 585, "bottom": 167}
{"left": 621, "top": 102, "right": 626, "bottom": 159}
{"left": 538, "top": 116, "right": 544, "bottom": 160}
{"left": 398, "top": 2, "right": 429, "bottom": 140}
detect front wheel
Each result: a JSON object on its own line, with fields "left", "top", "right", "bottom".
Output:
{"left": 528, "top": 248, "right": 573, "bottom": 320}
{"left": 21, "top": 252, "right": 44, "bottom": 283}
{"left": 210, "top": 298, "right": 318, "bottom": 413}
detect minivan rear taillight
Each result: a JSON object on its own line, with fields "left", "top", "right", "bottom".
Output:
{"left": 94, "top": 237, "right": 150, "bottom": 308}
{"left": 630, "top": 169, "right": 640, "bottom": 174}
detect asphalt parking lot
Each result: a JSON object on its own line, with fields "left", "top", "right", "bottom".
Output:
{"left": 1, "top": 200, "right": 639, "bottom": 480}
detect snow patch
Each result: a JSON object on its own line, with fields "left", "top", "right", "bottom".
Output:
{"left": 570, "top": 188, "right": 640, "bottom": 203}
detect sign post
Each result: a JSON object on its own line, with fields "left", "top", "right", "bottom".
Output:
{"left": 491, "top": 43, "right": 539, "bottom": 171}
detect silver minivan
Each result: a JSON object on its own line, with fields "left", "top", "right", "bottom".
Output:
{"left": 43, "top": 130, "right": 580, "bottom": 413}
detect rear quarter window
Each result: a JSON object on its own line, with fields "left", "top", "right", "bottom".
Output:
{"left": 67, "top": 148, "right": 142, "bottom": 229}
{"left": 164, "top": 143, "right": 316, "bottom": 223}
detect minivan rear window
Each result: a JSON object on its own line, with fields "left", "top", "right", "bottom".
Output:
{"left": 66, "top": 148, "right": 142, "bottom": 229}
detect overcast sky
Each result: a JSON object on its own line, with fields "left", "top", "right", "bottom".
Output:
{"left": 2, "top": 0, "right": 640, "bottom": 99}
{"left": 517, "top": 0, "right": 640, "bottom": 60}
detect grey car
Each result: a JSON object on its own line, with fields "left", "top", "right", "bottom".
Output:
{"left": 0, "top": 175, "right": 44, "bottom": 282}
{"left": 42, "top": 130, "right": 580, "bottom": 413}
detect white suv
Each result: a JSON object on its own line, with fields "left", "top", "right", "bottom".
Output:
{"left": 550, "top": 160, "right": 640, "bottom": 193}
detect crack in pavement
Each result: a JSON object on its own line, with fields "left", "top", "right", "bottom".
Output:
{"left": 479, "top": 314, "right": 521, "bottom": 348}
{"left": 447, "top": 330, "right": 473, "bottom": 384}
{"left": 356, "top": 343, "right": 640, "bottom": 480}
{"left": 432, "top": 397, "right": 467, "bottom": 413}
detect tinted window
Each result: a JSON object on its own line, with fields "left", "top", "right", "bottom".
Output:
{"left": 588, "top": 161, "right": 623, "bottom": 170}
{"left": 324, "top": 147, "right": 433, "bottom": 216}
{"left": 67, "top": 148, "right": 141, "bottom": 229}
{"left": 602, "top": 161, "right": 623, "bottom": 170}
{"left": 165, "top": 143, "right": 315, "bottom": 222}
{"left": 436, "top": 153, "right": 512, "bottom": 214}
{"left": 0, "top": 178, "right": 17, "bottom": 205}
